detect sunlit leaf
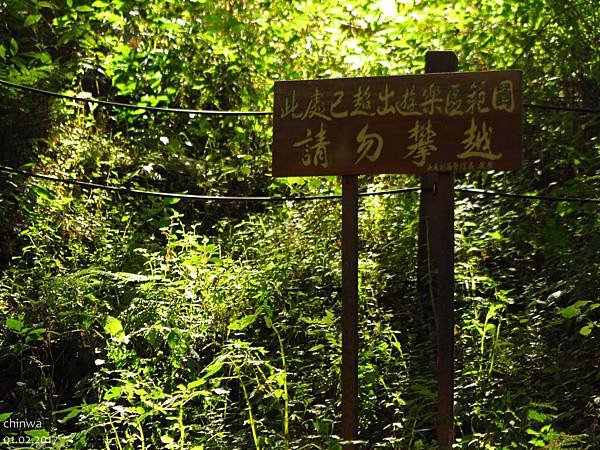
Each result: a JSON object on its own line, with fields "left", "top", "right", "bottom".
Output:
{"left": 527, "top": 409, "right": 547, "bottom": 423}
{"left": 10, "top": 38, "right": 18, "bottom": 55}
{"left": 228, "top": 314, "right": 257, "bottom": 331}
{"left": 187, "top": 379, "right": 205, "bottom": 390}
{"left": 24, "top": 15, "right": 42, "bottom": 27}
{"left": 203, "top": 360, "right": 225, "bottom": 378}
{"left": 559, "top": 300, "right": 589, "bottom": 319}
{"left": 37, "top": 1, "right": 57, "bottom": 9}
{"left": 6, "top": 317, "right": 24, "bottom": 332}
{"left": 104, "top": 316, "right": 126, "bottom": 342}
{"left": 162, "top": 197, "right": 181, "bottom": 205}
{"left": 24, "top": 429, "right": 49, "bottom": 438}
{"left": 161, "top": 435, "right": 175, "bottom": 444}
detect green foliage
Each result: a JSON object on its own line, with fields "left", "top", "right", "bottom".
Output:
{"left": 0, "top": 0, "right": 598, "bottom": 448}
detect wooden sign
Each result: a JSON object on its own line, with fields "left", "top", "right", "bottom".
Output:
{"left": 272, "top": 70, "right": 522, "bottom": 176}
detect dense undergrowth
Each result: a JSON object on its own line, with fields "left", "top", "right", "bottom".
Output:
{"left": 1, "top": 0, "right": 599, "bottom": 448}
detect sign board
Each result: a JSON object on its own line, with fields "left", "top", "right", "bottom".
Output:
{"left": 272, "top": 70, "right": 522, "bottom": 176}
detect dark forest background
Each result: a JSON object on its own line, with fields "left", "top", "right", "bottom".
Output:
{"left": 0, "top": 0, "right": 598, "bottom": 448}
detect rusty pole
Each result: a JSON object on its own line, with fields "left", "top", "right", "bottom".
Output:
{"left": 434, "top": 170, "right": 455, "bottom": 448}
{"left": 341, "top": 174, "right": 359, "bottom": 448}
{"left": 422, "top": 50, "right": 458, "bottom": 448}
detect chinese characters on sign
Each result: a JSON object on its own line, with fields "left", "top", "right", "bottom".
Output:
{"left": 272, "top": 71, "right": 522, "bottom": 176}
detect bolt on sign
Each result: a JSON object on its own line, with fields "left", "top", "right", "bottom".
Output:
{"left": 272, "top": 70, "right": 522, "bottom": 176}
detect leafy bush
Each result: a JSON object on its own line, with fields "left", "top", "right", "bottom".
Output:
{"left": 0, "top": 0, "right": 598, "bottom": 448}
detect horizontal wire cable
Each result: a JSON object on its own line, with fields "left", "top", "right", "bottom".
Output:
{"left": 455, "top": 187, "right": 600, "bottom": 204}
{"left": 2, "top": 78, "right": 600, "bottom": 115}
{"left": 359, "top": 188, "right": 420, "bottom": 197}
{"left": 0, "top": 79, "right": 271, "bottom": 116}
{"left": 0, "top": 164, "right": 421, "bottom": 201}
{"left": 0, "top": 164, "right": 330, "bottom": 201}
{"left": 1, "top": 164, "right": 598, "bottom": 204}
{"left": 523, "top": 102, "right": 600, "bottom": 114}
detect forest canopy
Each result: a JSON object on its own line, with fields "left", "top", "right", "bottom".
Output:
{"left": 0, "top": 0, "right": 598, "bottom": 448}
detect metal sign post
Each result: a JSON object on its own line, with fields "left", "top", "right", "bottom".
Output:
{"left": 272, "top": 53, "right": 522, "bottom": 448}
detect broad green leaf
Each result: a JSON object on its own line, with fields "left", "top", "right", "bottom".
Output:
{"left": 104, "top": 316, "right": 126, "bottom": 342}
{"left": 166, "top": 329, "right": 182, "bottom": 349}
{"left": 25, "top": 429, "right": 49, "bottom": 438}
{"left": 489, "top": 231, "right": 502, "bottom": 240}
{"left": 27, "top": 327, "right": 46, "bottom": 336}
{"left": 6, "top": 317, "right": 24, "bottom": 332}
{"left": 580, "top": 324, "right": 593, "bottom": 337}
{"left": 92, "top": 0, "right": 110, "bottom": 6}
{"left": 24, "top": 14, "right": 42, "bottom": 27}
{"left": 31, "top": 185, "right": 56, "bottom": 201}
{"left": 25, "top": 327, "right": 46, "bottom": 343}
{"left": 203, "top": 360, "right": 224, "bottom": 378}
{"left": 264, "top": 314, "right": 273, "bottom": 329}
{"left": 161, "top": 435, "right": 175, "bottom": 444}
{"left": 187, "top": 379, "right": 205, "bottom": 390}
{"left": 104, "top": 386, "right": 123, "bottom": 400}
{"left": 162, "top": 197, "right": 181, "bottom": 205}
{"left": 228, "top": 314, "right": 257, "bottom": 331}
{"left": 57, "top": 406, "right": 81, "bottom": 423}
{"left": 559, "top": 300, "right": 589, "bottom": 319}
{"left": 34, "top": 51, "right": 52, "bottom": 64}
{"left": 10, "top": 38, "right": 18, "bottom": 55}
{"left": 144, "top": 327, "right": 160, "bottom": 347}
{"left": 76, "top": 5, "right": 94, "bottom": 12}
{"left": 136, "top": 405, "right": 147, "bottom": 414}
{"left": 271, "top": 388, "right": 284, "bottom": 399}
{"left": 527, "top": 409, "right": 547, "bottom": 423}
{"left": 0, "top": 412, "right": 12, "bottom": 421}
{"left": 37, "top": 1, "right": 57, "bottom": 9}
{"left": 560, "top": 305, "right": 580, "bottom": 319}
